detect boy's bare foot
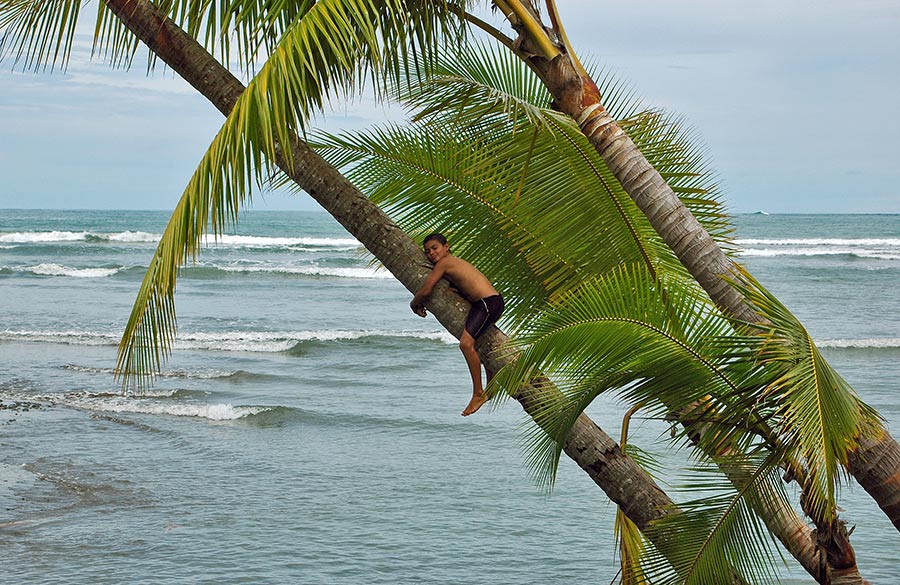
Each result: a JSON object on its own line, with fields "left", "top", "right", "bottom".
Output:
{"left": 462, "top": 393, "right": 488, "bottom": 416}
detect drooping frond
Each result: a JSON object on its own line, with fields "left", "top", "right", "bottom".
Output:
{"left": 91, "top": 0, "right": 471, "bottom": 80}
{"left": 392, "top": 42, "right": 735, "bottom": 253}
{"left": 118, "top": 0, "right": 458, "bottom": 386}
{"left": 312, "top": 110, "right": 681, "bottom": 325}
{"left": 639, "top": 455, "right": 787, "bottom": 585}
{"left": 488, "top": 264, "right": 741, "bottom": 485}
{"left": 615, "top": 495, "right": 657, "bottom": 585}
{"left": 737, "top": 272, "right": 881, "bottom": 522}
{"left": 486, "top": 265, "right": 789, "bottom": 582}
{"left": 0, "top": 0, "right": 80, "bottom": 71}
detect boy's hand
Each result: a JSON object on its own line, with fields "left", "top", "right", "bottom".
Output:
{"left": 410, "top": 302, "right": 427, "bottom": 317}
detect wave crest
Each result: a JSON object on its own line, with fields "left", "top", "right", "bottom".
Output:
{"left": 736, "top": 238, "right": 900, "bottom": 261}
{"left": 0, "top": 230, "right": 360, "bottom": 248}
{"left": 2, "top": 329, "right": 457, "bottom": 351}
{"left": 817, "top": 338, "right": 900, "bottom": 349}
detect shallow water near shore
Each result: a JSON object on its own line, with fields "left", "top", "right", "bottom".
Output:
{"left": 2, "top": 209, "right": 899, "bottom": 583}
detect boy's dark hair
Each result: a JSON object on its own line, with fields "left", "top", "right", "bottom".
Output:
{"left": 423, "top": 233, "right": 447, "bottom": 247}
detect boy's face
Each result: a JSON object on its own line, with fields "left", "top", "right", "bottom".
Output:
{"left": 424, "top": 239, "right": 450, "bottom": 264}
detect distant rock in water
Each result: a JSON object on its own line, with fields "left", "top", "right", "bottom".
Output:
{"left": 751, "top": 210, "right": 770, "bottom": 215}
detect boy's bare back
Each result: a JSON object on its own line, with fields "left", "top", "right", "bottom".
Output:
{"left": 436, "top": 256, "right": 498, "bottom": 302}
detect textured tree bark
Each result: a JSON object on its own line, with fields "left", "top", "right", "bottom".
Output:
{"left": 492, "top": 6, "right": 876, "bottom": 582}
{"left": 500, "top": 3, "right": 900, "bottom": 541}
{"left": 531, "top": 49, "right": 867, "bottom": 585}
{"left": 98, "top": 0, "right": 872, "bottom": 579}
{"left": 102, "top": 0, "right": 681, "bottom": 557}
{"left": 847, "top": 428, "right": 900, "bottom": 530}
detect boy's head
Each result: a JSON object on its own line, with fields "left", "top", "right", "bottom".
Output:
{"left": 423, "top": 232, "right": 450, "bottom": 263}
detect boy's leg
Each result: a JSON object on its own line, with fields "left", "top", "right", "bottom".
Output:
{"left": 459, "top": 330, "right": 488, "bottom": 416}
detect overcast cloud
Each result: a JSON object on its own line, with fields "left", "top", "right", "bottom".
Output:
{"left": 1, "top": 1, "right": 898, "bottom": 212}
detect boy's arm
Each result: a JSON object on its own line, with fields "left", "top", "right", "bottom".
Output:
{"left": 410, "top": 260, "right": 448, "bottom": 316}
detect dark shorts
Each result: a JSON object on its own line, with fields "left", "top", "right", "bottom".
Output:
{"left": 464, "top": 295, "right": 504, "bottom": 338}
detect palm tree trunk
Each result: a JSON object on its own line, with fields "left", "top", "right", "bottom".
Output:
{"left": 496, "top": 1, "right": 900, "bottom": 538}
{"left": 535, "top": 48, "right": 868, "bottom": 585}
{"left": 491, "top": 5, "right": 876, "bottom": 580}
{"left": 847, "top": 429, "right": 900, "bottom": 530}
{"left": 100, "top": 0, "right": 859, "bottom": 578}
{"left": 102, "top": 0, "right": 684, "bottom": 562}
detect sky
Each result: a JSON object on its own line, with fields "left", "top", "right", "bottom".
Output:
{"left": 1, "top": 0, "right": 898, "bottom": 213}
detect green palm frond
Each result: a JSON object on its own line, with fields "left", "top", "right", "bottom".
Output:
{"left": 396, "top": 40, "right": 552, "bottom": 127}
{"left": 115, "top": 0, "right": 391, "bottom": 385}
{"left": 311, "top": 111, "right": 681, "bottom": 325}
{"left": 738, "top": 273, "right": 880, "bottom": 521}
{"left": 640, "top": 455, "right": 786, "bottom": 585}
{"left": 0, "top": 0, "right": 81, "bottom": 71}
{"left": 489, "top": 264, "right": 740, "bottom": 486}
{"left": 92, "top": 0, "right": 470, "bottom": 79}
{"left": 392, "top": 42, "right": 734, "bottom": 252}
{"left": 310, "top": 44, "right": 741, "bottom": 329}
{"left": 610, "top": 400, "right": 785, "bottom": 584}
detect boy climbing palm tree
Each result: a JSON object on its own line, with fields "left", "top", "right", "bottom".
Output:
{"left": 410, "top": 233, "right": 504, "bottom": 416}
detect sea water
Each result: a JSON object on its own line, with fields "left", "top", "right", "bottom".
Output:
{"left": 1, "top": 210, "right": 898, "bottom": 583}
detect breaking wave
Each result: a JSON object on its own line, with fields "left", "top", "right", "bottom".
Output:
{"left": 0, "top": 230, "right": 359, "bottom": 249}
{"left": 736, "top": 238, "right": 900, "bottom": 260}
{"left": 0, "top": 230, "right": 159, "bottom": 244}
{"left": 214, "top": 264, "right": 391, "bottom": 279}
{"left": 18, "top": 263, "right": 124, "bottom": 278}
{"left": 39, "top": 390, "right": 276, "bottom": 421}
{"left": 2, "top": 329, "right": 457, "bottom": 351}
{"left": 817, "top": 338, "right": 900, "bottom": 350}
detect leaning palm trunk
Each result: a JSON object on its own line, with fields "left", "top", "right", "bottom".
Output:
{"left": 494, "top": 0, "right": 896, "bottom": 553}
{"left": 101, "top": 0, "right": 691, "bottom": 564}
{"left": 493, "top": 0, "right": 900, "bottom": 537}
{"left": 534, "top": 49, "right": 866, "bottom": 584}
{"left": 101, "top": 0, "right": 848, "bottom": 579}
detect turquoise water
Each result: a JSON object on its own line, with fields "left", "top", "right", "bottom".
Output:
{"left": 1, "top": 210, "right": 898, "bottom": 583}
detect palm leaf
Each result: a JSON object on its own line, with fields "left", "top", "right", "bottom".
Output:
{"left": 116, "top": 0, "right": 393, "bottom": 385}
{"left": 391, "top": 42, "right": 735, "bottom": 255}
{"left": 488, "top": 264, "right": 740, "bottom": 485}
{"left": 311, "top": 45, "right": 739, "bottom": 330}
{"left": 641, "top": 455, "right": 787, "bottom": 585}
{"left": 737, "top": 273, "right": 880, "bottom": 521}
{"left": 311, "top": 112, "right": 679, "bottom": 326}
{"left": 0, "top": 0, "right": 81, "bottom": 71}
{"left": 91, "top": 0, "right": 470, "bottom": 81}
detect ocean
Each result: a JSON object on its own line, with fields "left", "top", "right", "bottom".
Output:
{"left": 1, "top": 209, "right": 898, "bottom": 583}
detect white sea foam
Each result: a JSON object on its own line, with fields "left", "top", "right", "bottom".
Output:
{"left": 173, "top": 329, "right": 456, "bottom": 352}
{"left": 0, "top": 230, "right": 158, "bottom": 243}
{"left": 0, "top": 230, "right": 93, "bottom": 243}
{"left": 106, "top": 231, "right": 160, "bottom": 243}
{"left": 737, "top": 238, "right": 900, "bottom": 246}
{"left": 217, "top": 264, "right": 392, "bottom": 279}
{"left": 2, "top": 329, "right": 457, "bottom": 351}
{"left": 738, "top": 248, "right": 900, "bottom": 260}
{"left": 45, "top": 392, "right": 271, "bottom": 420}
{"left": 209, "top": 234, "right": 360, "bottom": 248}
{"left": 1, "top": 330, "right": 118, "bottom": 346}
{"left": 735, "top": 238, "right": 900, "bottom": 260}
{"left": 817, "top": 338, "right": 900, "bottom": 349}
{"left": 0, "top": 230, "right": 359, "bottom": 248}
{"left": 26, "top": 263, "right": 122, "bottom": 278}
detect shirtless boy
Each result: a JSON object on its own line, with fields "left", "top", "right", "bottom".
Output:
{"left": 410, "top": 233, "right": 504, "bottom": 416}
